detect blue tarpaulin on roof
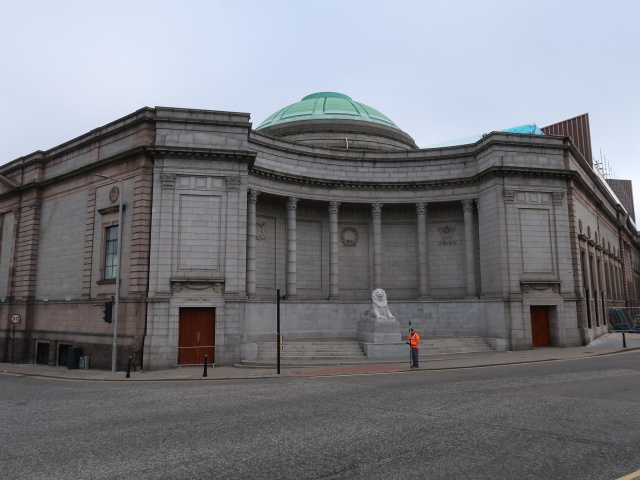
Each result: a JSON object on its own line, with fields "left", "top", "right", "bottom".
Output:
{"left": 425, "top": 123, "right": 544, "bottom": 148}
{"left": 501, "top": 124, "right": 544, "bottom": 135}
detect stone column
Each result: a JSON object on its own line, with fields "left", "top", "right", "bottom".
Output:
{"left": 416, "top": 202, "right": 429, "bottom": 298}
{"left": 329, "top": 201, "right": 341, "bottom": 299}
{"left": 462, "top": 199, "right": 477, "bottom": 297}
{"left": 372, "top": 203, "right": 383, "bottom": 288}
{"left": 286, "top": 197, "right": 299, "bottom": 299}
{"left": 246, "top": 189, "right": 260, "bottom": 299}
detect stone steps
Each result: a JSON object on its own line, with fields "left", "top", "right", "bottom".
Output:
{"left": 241, "top": 336, "right": 495, "bottom": 367}
{"left": 258, "top": 346, "right": 365, "bottom": 355}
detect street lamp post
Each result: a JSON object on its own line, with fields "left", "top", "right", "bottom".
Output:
{"left": 94, "top": 173, "right": 124, "bottom": 373}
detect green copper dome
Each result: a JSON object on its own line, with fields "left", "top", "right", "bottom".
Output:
{"left": 256, "top": 92, "right": 401, "bottom": 130}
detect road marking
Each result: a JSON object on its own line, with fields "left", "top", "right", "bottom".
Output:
{"left": 618, "top": 469, "right": 640, "bottom": 480}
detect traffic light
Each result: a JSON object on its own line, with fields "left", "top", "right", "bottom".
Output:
{"left": 103, "top": 301, "right": 113, "bottom": 323}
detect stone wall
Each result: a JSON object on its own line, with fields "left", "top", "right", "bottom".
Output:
{"left": 254, "top": 199, "right": 472, "bottom": 301}
{"left": 244, "top": 299, "right": 505, "bottom": 343}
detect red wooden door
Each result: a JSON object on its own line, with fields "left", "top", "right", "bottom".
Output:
{"left": 178, "top": 307, "right": 215, "bottom": 365}
{"left": 530, "top": 306, "right": 551, "bottom": 347}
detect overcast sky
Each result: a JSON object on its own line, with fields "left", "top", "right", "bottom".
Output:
{"left": 1, "top": 1, "right": 638, "bottom": 203}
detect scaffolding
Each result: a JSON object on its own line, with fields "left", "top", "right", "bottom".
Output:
{"left": 608, "top": 307, "right": 640, "bottom": 332}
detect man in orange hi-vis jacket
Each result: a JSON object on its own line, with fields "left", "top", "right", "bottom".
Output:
{"left": 407, "top": 328, "right": 420, "bottom": 369}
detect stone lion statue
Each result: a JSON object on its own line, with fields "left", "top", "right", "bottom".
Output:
{"left": 366, "top": 288, "right": 395, "bottom": 321}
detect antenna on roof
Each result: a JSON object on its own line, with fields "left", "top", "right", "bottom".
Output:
{"left": 595, "top": 149, "right": 607, "bottom": 178}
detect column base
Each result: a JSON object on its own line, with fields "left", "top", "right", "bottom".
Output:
{"left": 328, "top": 294, "right": 341, "bottom": 300}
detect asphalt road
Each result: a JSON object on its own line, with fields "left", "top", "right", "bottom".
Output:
{"left": 2, "top": 351, "right": 640, "bottom": 480}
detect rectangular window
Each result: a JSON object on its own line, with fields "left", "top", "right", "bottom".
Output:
{"left": 580, "top": 251, "right": 587, "bottom": 287}
{"left": 104, "top": 225, "right": 119, "bottom": 280}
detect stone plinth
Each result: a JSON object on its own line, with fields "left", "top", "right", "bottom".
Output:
{"left": 357, "top": 319, "right": 402, "bottom": 344}
{"left": 363, "top": 342, "right": 409, "bottom": 359}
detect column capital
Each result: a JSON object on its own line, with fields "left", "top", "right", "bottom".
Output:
{"left": 462, "top": 198, "right": 475, "bottom": 212}
{"left": 371, "top": 202, "right": 383, "bottom": 216}
{"left": 248, "top": 189, "right": 260, "bottom": 203}
{"left": 416, "top": 202, "right": 427, "bottom": 215}
{"left": 329, "top": 201, "right": 341, "bottom": 214}
{"left": 287, "top": 197, "right": 299, "bottom": 211}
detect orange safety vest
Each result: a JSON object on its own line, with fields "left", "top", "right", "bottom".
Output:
{"left": 408, "top": 332, "right": 420, "bottom": 348}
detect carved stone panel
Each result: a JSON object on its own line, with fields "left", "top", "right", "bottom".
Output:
{"left": 160, "top": 173, "right": 177, "bottom": 189}
{"left": 256, "top": 221, "right": 266, "bottom": 242}
{"left": 172, "top": 280, "right": 224, "bottom": 295}
{"left": 339, "top": 223, "right": 370, "bottom": 291}
{"left": 438, "top": 225, "right": 457, "bottom": 246}
{"left": 520, "top": 282, "right": 561, "bottom": 294}
{"left": 297, "top": 220, "right": 322, "bottom": 291}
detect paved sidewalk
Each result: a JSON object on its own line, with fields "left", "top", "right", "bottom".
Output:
{"left": 2, "top": 333, "right": 639, "bottom": 382}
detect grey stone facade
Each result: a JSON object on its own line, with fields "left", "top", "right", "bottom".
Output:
{"left": 1, "top": 97, "right": 639, "bottom": 371}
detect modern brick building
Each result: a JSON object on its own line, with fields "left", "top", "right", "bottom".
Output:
{"left": 1, "top": 93, "right": 638, "bottom": 370}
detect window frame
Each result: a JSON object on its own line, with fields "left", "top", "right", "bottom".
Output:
{"left": 103, "top": 224, "right": 119, "bottom": 281}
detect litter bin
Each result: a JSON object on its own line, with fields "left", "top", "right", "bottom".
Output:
{"left": 67, "top": 347, "right": 83, "bottom": 369}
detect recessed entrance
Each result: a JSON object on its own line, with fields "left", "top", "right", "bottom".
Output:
{"left": 57, "top": 343, "right": 72, "bottom": 367}
{"left": 530, "top": 306, "right": 551, "bottom": 347}
{"left": 178, "top": 307, "right": 215, "bottom": 365}
{"left": 36, "top": 342, "right": 50, "bottom": 365}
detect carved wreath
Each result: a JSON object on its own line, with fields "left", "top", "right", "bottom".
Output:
{"left": 340, "top": 227, "right": 359, "bottom": 247}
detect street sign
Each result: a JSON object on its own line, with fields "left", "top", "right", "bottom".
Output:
{"left": 10, "top": 314, "right": 21, "bottom": 324}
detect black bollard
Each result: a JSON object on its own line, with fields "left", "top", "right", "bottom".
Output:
{"left": 203, "top": 355, "right": 208, "bottom": 377}
{"left": 623, "top": 331, "right": 627, "bottom": 348}
{"left": 126, "top": 357, "right": 131, "bottom": 378}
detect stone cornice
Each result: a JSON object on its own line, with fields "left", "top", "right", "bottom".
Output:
{"left": 97, "top": 205, "right": 127, "bottom": 215}
{"left": 155, "top": 115, "right": 252, "bottom": 129}
{"left": 7, "top": 146, "right": 150, "bottom": 194}
{"left": 249, "top": 165, "right": 576, "bottom": 191}
{"left": 0, "top": 174, "right": 20, "bottom": 201}
{"left": 1, "top": 109, "right": 156, "bottom": 175}
{"left": 249, "top": 129, "right": 567, "bottom": 163}
{"left": 0, "top": 174, "right": 20, "bottom": 189}
{"left": 146, "top": 146, "right": 256, "bottom": 166}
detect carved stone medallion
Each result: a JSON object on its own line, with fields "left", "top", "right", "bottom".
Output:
{"left": 109, "top": 186, "right": 119, "bottom": 203}
{"left": 340, "top": 227, "right": 359, "bottom": 247}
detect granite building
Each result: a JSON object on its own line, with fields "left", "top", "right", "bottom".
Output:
{"left": 1, "top": 92, "right": 639, "bottom": 370}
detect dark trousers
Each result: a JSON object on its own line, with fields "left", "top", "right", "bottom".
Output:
{"left": 411, "top": 347, "right": 419, "bottom": 368}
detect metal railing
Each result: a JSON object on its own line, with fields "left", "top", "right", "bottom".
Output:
{"left": 608, "top": 307, "right": 640, "bottom": 333}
